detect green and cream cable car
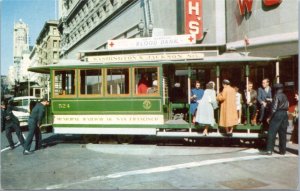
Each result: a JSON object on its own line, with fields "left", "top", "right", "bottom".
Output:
{"left": 29, "top": 45, "right": 278, "bottom": 143}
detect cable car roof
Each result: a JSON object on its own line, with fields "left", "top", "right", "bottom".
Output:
{"left": 28, "top": 52, "right": 278, "bottom": 74}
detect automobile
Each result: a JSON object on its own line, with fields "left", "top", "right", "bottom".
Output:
{"left": 10, "top": 96, "right": 39, "bottom": 126}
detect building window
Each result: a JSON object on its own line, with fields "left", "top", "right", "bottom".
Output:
{"left": 135, "top": 67, "right": 159, "bottom": 95}
{"left": 110, "top": 0, "right": 116, "bottom": 5}
{"left": 54, "top": 70, "right": 76, "bottom": 96}
{"left": 53, "top": 40, "right": 58, "bottom": 48}
{"left": 53, "top": 28, "right": 58, "bottom": 35}
{"left": 80, "top": 69, "right": 102, "bottom": 95}
{"left": 53, "top": 52, "right": 59, "bottom": 59}
{"left": 106, "top": 68, "right": 129, "bottom": 95}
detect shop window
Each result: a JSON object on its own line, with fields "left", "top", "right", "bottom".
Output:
{"left": 106, "top": 68, "right": 129, "bottom": 95}
{"left": 135, "top": 67, "right": 159, "bottom": 95}
{"left": 80, "top": 69, "right": 102, "bottom": 95}
{"left": 54, "top": 70, "right": 76, "bottom": 96}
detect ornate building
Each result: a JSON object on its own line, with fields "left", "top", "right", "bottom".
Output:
{"left": 57, "top": 0, "right": 298, "bottom": 92}
{"left": 35, "top": 20, "right": 60, "bottom": 65}
{"left": 12, "top": 19, "right": 30, "bottom": 82}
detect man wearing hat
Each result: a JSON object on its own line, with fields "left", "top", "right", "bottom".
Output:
{"left": 23, "top": 98, "right": 49, "bottom": 155}
{"left": 264, "top": 83, "right": 289, "bottom": 155}
{"left": 1, "top": 100, "right": 25, "bottom": 149}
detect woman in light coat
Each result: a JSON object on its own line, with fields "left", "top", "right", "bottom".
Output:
{"left": 195, "top": 81, "right": 218, "bottom": 135}
{"left": 217, "top": 79, "right": 238, "bottom": 136}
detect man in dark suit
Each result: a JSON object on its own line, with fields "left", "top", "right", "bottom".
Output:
{"left": 23, "top": 98, "right": 49, "bottom": 155}
{"left": 263, "top": 83, "right": 289, "bottom": 155}
{"left": 257, "top": 78, "right": 272, "bottom": 124}
{"left": 2, "top": 100, "right": 25, "bottom": 149}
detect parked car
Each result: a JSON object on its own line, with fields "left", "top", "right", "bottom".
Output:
{"left": 10, "top": 96, "right": 39, "bottom": 126}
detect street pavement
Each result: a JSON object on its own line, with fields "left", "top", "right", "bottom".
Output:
{"left": 1, "top": 129, "right": 299, "bottom": 190}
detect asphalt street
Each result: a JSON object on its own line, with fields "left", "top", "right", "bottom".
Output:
{"left": 1, "top": 130, "right": 299, "bottom": 190}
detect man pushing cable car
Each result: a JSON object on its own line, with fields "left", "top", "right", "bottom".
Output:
{"left": 23, "top": 98, "right": 49, "bottom": 155}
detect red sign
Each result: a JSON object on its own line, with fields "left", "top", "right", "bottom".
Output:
{"left": 237, "top": 0, "right": 253, "bottom": 15}
{"left": 184, "top": 0, "right": 203, "bottom": 40}
{"left": 263, "top": 0, "right": 282, "bottom": 6}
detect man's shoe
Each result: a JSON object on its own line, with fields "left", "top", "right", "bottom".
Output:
{"left": 260, "top": 150, "right": 272, "bottom": 155}
{"left": 23, "top": 150, "right": 34, "bottom": 155}
{"left": 279, "top": 151, "right": 286, "bottom": 155}
{"left": 9, "top": 146, "right": 15, "bottom": 150}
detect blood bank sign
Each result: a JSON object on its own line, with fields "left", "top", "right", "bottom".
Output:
{"left": 185, "top": 0, "right": 203, "bottom": 40}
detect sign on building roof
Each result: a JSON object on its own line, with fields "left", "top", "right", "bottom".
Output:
{"left": 107, "top": 34, "right": 196, "bottom": 50}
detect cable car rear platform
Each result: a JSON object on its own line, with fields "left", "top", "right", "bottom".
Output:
{"left": 160, "top": 120, "right": 267, "bottom": 139}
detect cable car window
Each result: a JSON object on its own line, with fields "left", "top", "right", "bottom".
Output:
{"left": 106, "top": 68, "right": 129, "bottom": 95}
{"left": 80, "top": 69, "right": 102, "bottom": 95}
{"left": 54, "top": 70, "right": 76, "bottom": 96}
{"left": 135, "top": 67, "right": 159, "bottom": 95}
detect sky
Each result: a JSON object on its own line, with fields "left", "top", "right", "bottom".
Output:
{"left": 1, "top": 0, "right": 57, "bottom": 75}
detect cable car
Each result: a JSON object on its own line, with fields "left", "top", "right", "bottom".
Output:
{"left": 29, "top": 45, "right": 279, "bottom": 144}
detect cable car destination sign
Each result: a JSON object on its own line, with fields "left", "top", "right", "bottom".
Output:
{"left": 86, "top": 51, "right": 204, "bottom": 64}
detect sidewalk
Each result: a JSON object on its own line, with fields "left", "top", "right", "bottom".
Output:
{"left": 285, "top": 125, "right": 298, "bottom": 155}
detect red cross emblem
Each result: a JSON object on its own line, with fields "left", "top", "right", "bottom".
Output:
{"left": 188, "top": 36, "right": 194, "bottom": 42}
{"left": 109, "top": 41, "right": 114, "bottom": 47}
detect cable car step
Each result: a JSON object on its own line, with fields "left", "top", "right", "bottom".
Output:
{"left": 156, "top": 132, "right": 267, "bottom": 138}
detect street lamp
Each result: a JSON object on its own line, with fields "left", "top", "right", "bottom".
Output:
{"left": 138, "top": 20, "right": 144, "bottom": 37}
{"left": 148, "top": 22, "right": 153, "bottom": 37}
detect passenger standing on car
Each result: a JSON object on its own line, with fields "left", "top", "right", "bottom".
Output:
{"left": 290, "top": 92, "right": 298, "bottom": 144}
{"left": 234, "top": 86, "right": 242, "bottom": 124}
{"left": 195, "top": 81, "right": 218, "bottom": 135}
{"left": 264, "top": 83, "right": 289, "bottom": 155}
{"left": 23, "top": 98, "right": 49, "bottom": 155}
{"left": 190, "top": 81, "right": 204, "bottom": 124}
{"left": 217, "top": 79, "right": 238, "bottom": 136}
{"left": 2, "top": 100, "right": 25, "bottom": 149}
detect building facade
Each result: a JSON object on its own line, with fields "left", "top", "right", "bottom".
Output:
{"left": 12, "top": 19, "right": 30, "bottom": 82}
{"left": 35, "top": 20, "right": 61, "bottom": 65}
{"left": 57, "top": 0, "right": 298, "bottom": 91}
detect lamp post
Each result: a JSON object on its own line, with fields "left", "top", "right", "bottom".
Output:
{"left": 27, "top": 74, "right": 30, "bottom": 96}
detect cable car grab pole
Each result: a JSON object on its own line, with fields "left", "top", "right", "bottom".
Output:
{"left": 188, "top": 66, "right": 192, "bottom": 130}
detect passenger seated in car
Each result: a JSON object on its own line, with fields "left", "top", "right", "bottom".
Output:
{"left": 257, "top": 78, "right": 272, "bottom": 125}
{"left": 147, "top": 80, "right": 158, "bottom": 94}
{"left": 242, "top": 81, "right": 257, "bottom": 125}
{"left": 138, "top": 73, "right": 149, "bottom": 94}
